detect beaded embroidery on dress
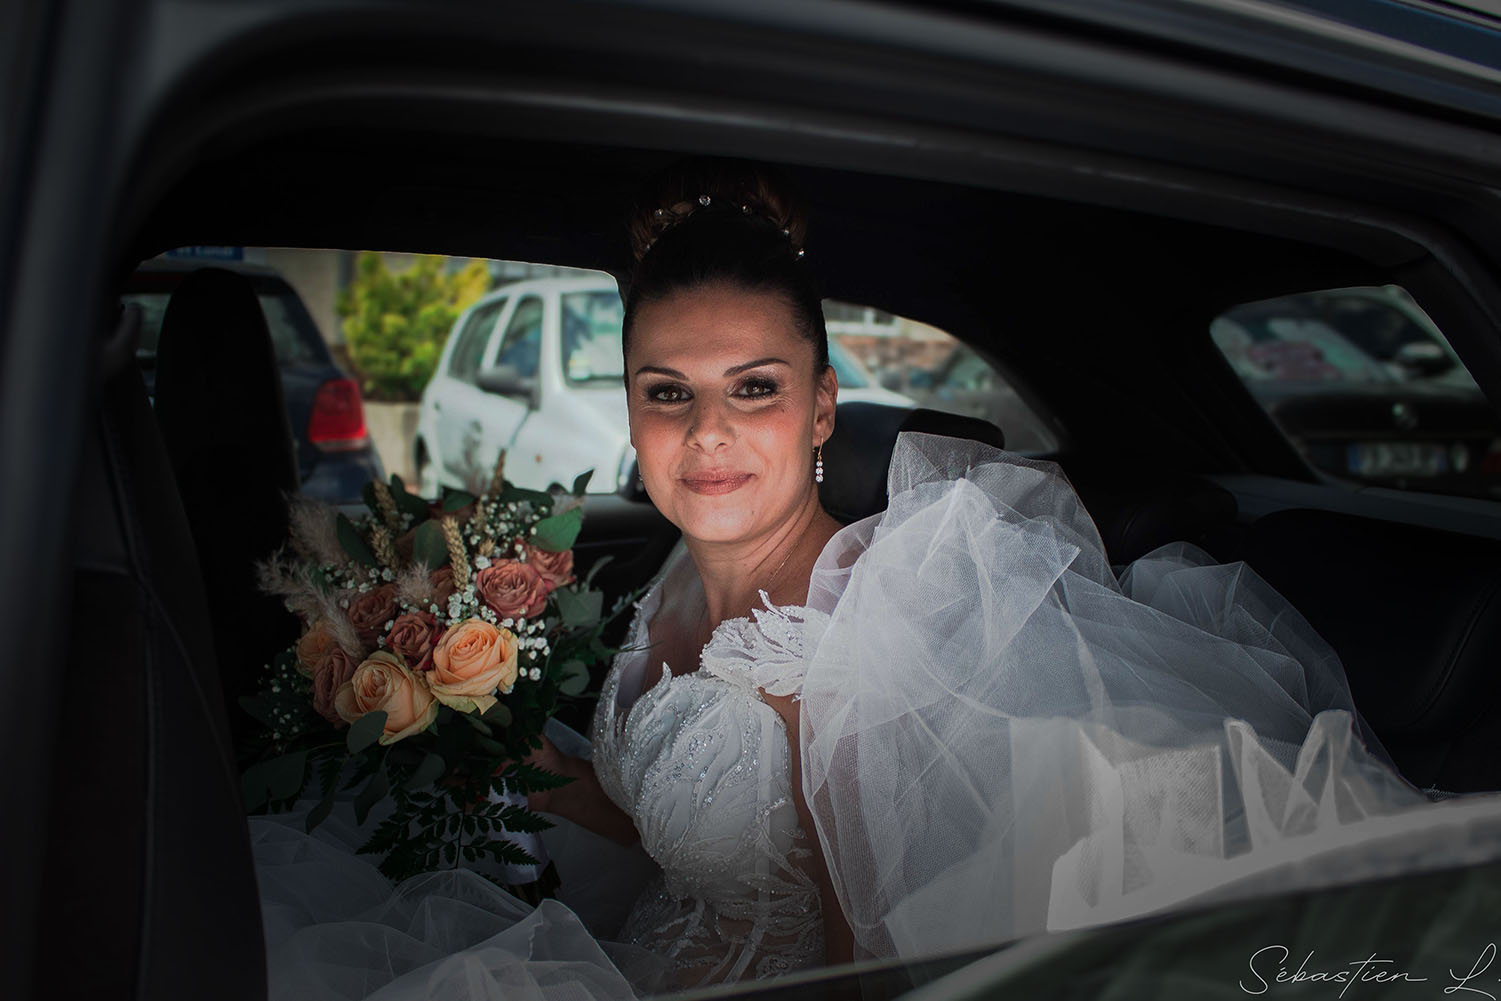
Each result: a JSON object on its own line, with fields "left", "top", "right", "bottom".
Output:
{"left": 590, "top": 552, "right": 827, "bottom": 989}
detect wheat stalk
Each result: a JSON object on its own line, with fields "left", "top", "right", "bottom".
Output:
{"left": 371, "top": 480, "right": 401, "bottom": 532}
{"left": 442, "top": 516, "right": 471, "bottom": 590}
{"left": 370, "top": 523, "right": 399, "bottom": 568}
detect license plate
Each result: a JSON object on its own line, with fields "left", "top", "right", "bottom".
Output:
{"left": 1348, "top": 441, "right": 1448, "bottom": 477}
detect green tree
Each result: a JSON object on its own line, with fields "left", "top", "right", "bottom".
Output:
{"left": 337, "top": 253, "right": 491, "bottom": 401}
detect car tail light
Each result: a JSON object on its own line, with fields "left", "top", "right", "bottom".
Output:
{"left": 308, "top": 377, "right": 370, "bottom": 452}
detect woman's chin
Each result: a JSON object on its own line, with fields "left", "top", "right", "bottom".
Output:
{"left": 665, "top": 494, "right": 767, "bottom": 545}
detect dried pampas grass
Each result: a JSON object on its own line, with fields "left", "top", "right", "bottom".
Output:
{"left": 395, "top": 563, "right": 436, "bottom": 610}
{"left": 286, "top": 494, "right": 345, "bottom": 566}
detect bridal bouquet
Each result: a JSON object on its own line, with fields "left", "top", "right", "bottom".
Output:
{"left": 241, "top": 456, "right": 622, "bottom": 897}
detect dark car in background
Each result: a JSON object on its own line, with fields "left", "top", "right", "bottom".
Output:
{"left": 1213, "top": 287, "right": 1501, "bottom": 498}
{"left": 122, "top": 258, "right": 384, "bottom": 503}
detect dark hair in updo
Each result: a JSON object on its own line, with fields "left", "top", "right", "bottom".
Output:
{"left": 622, "top": 158, "right": 828, "bottom": 374}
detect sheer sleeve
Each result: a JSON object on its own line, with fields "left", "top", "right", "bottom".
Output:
{"left": 798, "top": 432, "right": 1435, "bottom": 960}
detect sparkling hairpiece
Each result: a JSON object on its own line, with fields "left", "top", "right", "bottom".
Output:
{"left": 644, "top": 193, "right": 806, "bottom": 260}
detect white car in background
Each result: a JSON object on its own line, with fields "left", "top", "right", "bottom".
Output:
{"left": 414, "top": 273, "right": 911, "bottom": 496}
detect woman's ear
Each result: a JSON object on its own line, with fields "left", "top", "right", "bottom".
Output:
{"left": 815, "top": 363, "right": 837, "bottom": 444}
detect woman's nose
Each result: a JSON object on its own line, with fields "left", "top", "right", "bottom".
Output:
{"left": 687, "top": 398, "right": 733, "bottom": 451}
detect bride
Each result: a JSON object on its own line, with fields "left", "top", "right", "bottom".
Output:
{"left": 252, "top": 160, "right": 1475, "bottom": 999}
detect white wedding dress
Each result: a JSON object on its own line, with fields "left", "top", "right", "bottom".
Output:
{"left": 250, "top": 432, "right": 1501, "bottom": 1000}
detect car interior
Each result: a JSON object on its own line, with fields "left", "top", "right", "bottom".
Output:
{"left": 23, "top": 4, "right": 1501, "bottom": 999}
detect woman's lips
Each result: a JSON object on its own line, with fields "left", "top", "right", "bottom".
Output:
{"left": 679, "top": 472, "right": 753, "bottom": 495}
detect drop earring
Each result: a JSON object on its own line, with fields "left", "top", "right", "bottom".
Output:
{"left": 814, "top": 443, "right": 824, "bottom": 484}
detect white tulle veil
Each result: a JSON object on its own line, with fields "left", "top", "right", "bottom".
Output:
{"left": 797, "top": 432, "right": 1434, "bottom": 960}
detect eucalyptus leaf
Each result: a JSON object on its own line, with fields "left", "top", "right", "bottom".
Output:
{"left": 406, "top": 752, "right": 446, "bottom": 791}
{"left": 337, "top": 513, "right": 379, "bottom": 567}
{"left": 571, "top": 469, "right": 594, "bottom": 497}
{"left": 442, "top": 489, "right": 476, "bottom": 512}
{"left": 354, "top": 765, "right": 389, "bottom": 826}
{"left": 463, "top": 714, "right": 494, "bottom": 737}
{"left": 391, "top": 477, "right": 431, "bottom": 518}
{"left": 497, "top": 486, "right": 554, "bottom": 507}
{"left": 530, "top": 507, "right": 582, "bottom": 552}
{"left": 481, "top": 702, "right": 513, "bottom": 728}
{"left": 553, "top": 587, "right": 603, "bottom": 628}
{"left": 557, "top": 659, "right": 590, "bottom": 697}
{"left": 412, "top": 519, "right": 450, "bottom": 570}
{"left": 347, "top": 710, "right": 388, "bottom": 753}
{"left": 267, "top": 750, "right": 309, "bottom": 802}
{"left": 361, "top": 481, "right": 380, "bottom": 517}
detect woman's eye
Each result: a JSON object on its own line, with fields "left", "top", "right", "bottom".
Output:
{"left": 647, "top": 383, "right": 689, "bottom": 403}
{"left": 738, "top": 378, "right": 779, "bottom": 399}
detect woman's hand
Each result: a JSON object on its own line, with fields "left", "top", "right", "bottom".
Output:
{"left": 511, "top": 735, "right": 640, "bottom": 847}
{"left": 519, "top": 735, "right": 575, "bottom": 815}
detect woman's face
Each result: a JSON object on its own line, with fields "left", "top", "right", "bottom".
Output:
{"left": 626, "top": 283, "right": 836, "bottom": 548}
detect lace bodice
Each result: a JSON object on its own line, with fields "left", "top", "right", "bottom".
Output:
{"left": 590, "top": 551, "right": 827, "bottom": 987}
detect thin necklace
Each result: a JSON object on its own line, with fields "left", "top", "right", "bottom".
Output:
{"left": 697, "top": 535, "right": 800, "bottom": 643}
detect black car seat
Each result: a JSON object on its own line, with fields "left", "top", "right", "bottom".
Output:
{"left": 819, "top": 401, "right": 1006, "bottom": 523}
{"left": 152, "top": 267, "right": 301, "bottom": 735}
{"left": 38, "top": 303, "right": 264, "bottom": 999}
{"left": 1241, "top": 509, "right": 1501, "bottom": 794}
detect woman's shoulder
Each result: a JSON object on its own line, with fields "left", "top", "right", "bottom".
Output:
{"left": 700, "top": 593, "right": 827, "bottom": 700}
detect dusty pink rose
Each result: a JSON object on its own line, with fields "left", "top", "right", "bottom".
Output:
{"left": 524, "top": 544, "right": 576, "bottom": 593}
{"left": 347, "top": 584, "right": 399, "bottom": 647}
{"left": 334, "top": 650, "right": 438, "bottom": 744}
{"left": 475, "top": 560, "right": 548, "bottom": 620}
{"left": 429, "top": 568, "right": 457, "bottom": 608}
{"left": 429, "top": 618, "right": 519, "bottom": 713}
{"left": 295, "top": 619, "right": 339, "bottom": 678}
{"left": 387, "top": 611, "right": 440, "bottom": 673}
{"left": 312, "top": 646, "right": 359, "bottom": 725}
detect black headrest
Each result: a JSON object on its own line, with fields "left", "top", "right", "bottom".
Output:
{"left": 153, "top": 267, "right": 299, "bottom": 495}
{"left": 152, "top": 267, "right": 301, "bottom": 729}
{"left": 819, "top": 402, "right": 1006, "bottom": 523}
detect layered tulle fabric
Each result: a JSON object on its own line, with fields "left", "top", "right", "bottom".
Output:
{"left": 799, "top": 432, "right": 1445, "bottom": 959}
{"left": 250, "top": 729, "right": 668, "bottom": 1001}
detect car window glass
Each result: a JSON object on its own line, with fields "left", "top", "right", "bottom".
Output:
{"left": 1211, "top": 286, "right": 1498, "bottom": 498}
{"left": 494, "top": 296, "right": 544, "bottom": 379}
{"left": 823, "top": 299, "right": 1059, "bottom": 453}
{"left": 560, "top": 289, "right": 625, "bottom": 383}
{"left": 448, "top": 298, "right": 505, "bottom": 383}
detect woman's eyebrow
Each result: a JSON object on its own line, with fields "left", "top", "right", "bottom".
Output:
{"left": 632, "top": 365, "right": 687, "bottom": 380}
{"left": 725, "top": 357, "right": 790, "bottom": 375}
{"left": 632, "top": 357, "right": 791, "bottom": 380}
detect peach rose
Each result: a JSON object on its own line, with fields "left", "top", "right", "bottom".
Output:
{"left": 429, "top": 618, "right": 519, "bottom": 714}
{"left": 313, "top": 646, "right": 360, "bottom": 726}
{"left": 524, "top": 544, "right": 576, "bottom": 592}
{"left": 475, "top": 560, "right": 548, "bottom": 620}
{"left": 295, "top": 619, "right": 339, "bottom": 678}
{"left": 387, "top": 611, "right": 440, "bottom": 673}
{"left": 347, "top": 584, "right": 398, "bottom": 647}
{"left": 334, "top": 650, "right": 438, "bottom": 745}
